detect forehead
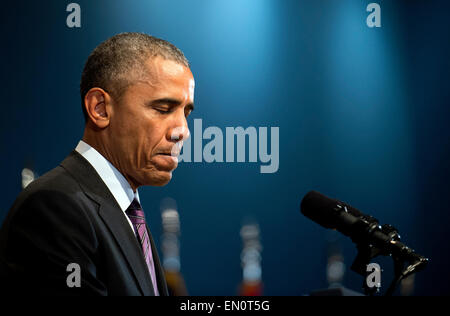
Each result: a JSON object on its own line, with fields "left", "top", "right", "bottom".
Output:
{"left": 155, "top": 57, "right": 189, "bottom": 77}
{"left": 121, "top": 56, "right": 194, "bottom": 104}
{"left": 144, "top": 57, "right": 194, "bottom": 91}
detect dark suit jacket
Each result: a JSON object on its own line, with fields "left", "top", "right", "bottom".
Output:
{"left": 0, "top": 150, "right": 169, "bottom": 296}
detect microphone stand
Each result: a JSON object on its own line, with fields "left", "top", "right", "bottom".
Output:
{"left": 349, "top": 224, "right": 428, "bottom": 296}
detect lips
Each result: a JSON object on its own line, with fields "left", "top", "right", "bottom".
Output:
{"left": 156, "top": 151, "right": 179, "bottom": 157}
{"left": 153, "top": 151, "right": 179, "bottom": 171}
{"left": 156, "top": 143, "right": 182, "bottom": 157}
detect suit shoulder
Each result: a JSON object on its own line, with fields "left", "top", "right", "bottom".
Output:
{"left": 6, "top": 165, "right": 93, "bottom": 225}
{"left": 0, "top": 164, "right": 99, "bottom": 252}
{"left": 20, "top": 164, "right": 81, "bottom": 198}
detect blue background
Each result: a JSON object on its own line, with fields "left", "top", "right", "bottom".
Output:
{"left": 1, "top": 0, "right": 449, "bottom": 295}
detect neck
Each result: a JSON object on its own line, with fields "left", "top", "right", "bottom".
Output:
{"left": 82, "top": 128, "right": 139, "bottom": 192}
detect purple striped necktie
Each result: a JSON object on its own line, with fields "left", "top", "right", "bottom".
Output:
{"left": 126, "top": 199, "right": 160, "bottom": 296}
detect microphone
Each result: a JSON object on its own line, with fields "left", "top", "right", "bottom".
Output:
{"left": 300, "top": 191, "right": 428, "bottom": 276}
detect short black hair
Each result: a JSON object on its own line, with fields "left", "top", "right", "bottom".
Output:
{"left": 80, "top": 32, "right": 189, "bottom": 122}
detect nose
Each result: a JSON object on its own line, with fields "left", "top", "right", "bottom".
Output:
{"left": 168, "top": 110, "right": 190, "bottom": 143}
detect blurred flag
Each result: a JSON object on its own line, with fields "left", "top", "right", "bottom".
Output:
{"left": 160, "top": 197, "right": 188, "bottom": 296}
{"left": 239, "top": 221, "right": 263, "bottom": 296}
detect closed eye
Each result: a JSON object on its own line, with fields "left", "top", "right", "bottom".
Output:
{"left": 154, "top": 107, "right": 173, "bottom": 114}
{"left": 147, "top": 98, "right": 178, "bottom": 114}
{"left": 147, "top": 98, "right": 194, "bottom": 116}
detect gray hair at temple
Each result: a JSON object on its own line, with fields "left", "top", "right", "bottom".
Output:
{"left": 80, "top": 32, "right": 190, "bottom": 122}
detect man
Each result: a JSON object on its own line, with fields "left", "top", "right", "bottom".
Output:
{"left": 0, "top": 32, "right": 194, "bottom": 295}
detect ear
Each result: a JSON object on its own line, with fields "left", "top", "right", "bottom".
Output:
{"left": 84, "top": 88, "right": 112, "bottom": 129}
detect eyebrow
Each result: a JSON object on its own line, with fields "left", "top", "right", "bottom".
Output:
{"left": 148, "top": 98, "right": 194, "bottom": 112}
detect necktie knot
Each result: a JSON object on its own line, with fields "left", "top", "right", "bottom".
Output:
{"left": 126, "top": 199, "right": 146, "bottom": 224}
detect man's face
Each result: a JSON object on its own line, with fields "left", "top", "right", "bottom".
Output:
{"left": 107, "top": 56, "right": 194, "bottom": 188}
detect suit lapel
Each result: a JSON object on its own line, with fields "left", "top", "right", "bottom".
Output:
{"left": 60, "top": 150, "right": 155, "bottom": 296}
{"left": 98, "top": 204, "right": 154, "bottom": 296}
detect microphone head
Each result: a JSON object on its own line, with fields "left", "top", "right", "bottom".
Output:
{"left": 300, "top": 191, "right": 341, "bottom": 229}
{"left": 301, "top": 191, "right": 378, "bottom": 230}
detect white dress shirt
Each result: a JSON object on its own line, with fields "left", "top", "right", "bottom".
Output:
{"left": 75, "top": 140, "right": 138, "bottom": 233}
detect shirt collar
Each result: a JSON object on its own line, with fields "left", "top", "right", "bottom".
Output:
{"left": 75, "top": 140, "right": 140, "bottom": 211}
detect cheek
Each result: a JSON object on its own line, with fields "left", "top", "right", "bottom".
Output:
{"left": 140, "top": 121, "right": 166, "bottom": 155}
{"left": 112, "top": 108, "right": 139, "bottom": 136}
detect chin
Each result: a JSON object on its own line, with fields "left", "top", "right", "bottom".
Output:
{"left": 146, "top": 170, "right": 173, "bottom": 186}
